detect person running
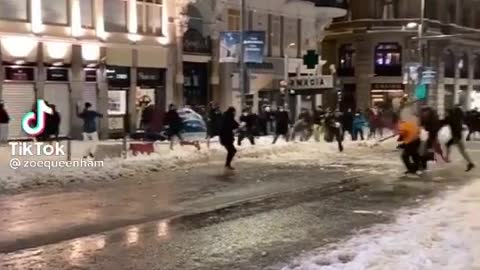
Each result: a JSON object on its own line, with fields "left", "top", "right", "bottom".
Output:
{"left": 419, "top": 106, "right": 444, "bottom": 170}
{"left": 397, "top": 115, "right": 421, "bottom": 175}
{"left": 238, "top": 108, "right": 256, "bottom": 146}
{"left": 445, "top": 106, "right": 475, "bottom": 172}
{"left": 164, "top": 104, "right": 200, "bottom": 151}
{"left": 76, "top": 102, "right": 103, "bottom": 159}
{"left": 291, "top": 108, "right": 313, "bottom": 141}
{"left": 272, "top": 106, "right": 290, "bottom": 144}
{"left": 352, "top": 111, "right": 366, "bottom": 141}
{"left": 206, "top": 102, "right": 223, "bottom": 148}
{"left": 342, "top": 108, "right": 354, "bottom": 140}
{"left": 313, "top": 106, "right": 325, "bottom": 142}
{"left": 325, "top": 110, "right": 344, "bottom": 152}
{"left": 219, "top": 107, "right": 239, "bottom": 170}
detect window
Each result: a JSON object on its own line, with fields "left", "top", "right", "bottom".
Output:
{"left": 137, "top": 0, "right": 163, "bottom": 35}
{"left": 187, "top": 4, "right": 203, "bottom": 35}
{"left": 459, "top": 53, "right": 469, "bottom": 79}
{"left": 444, "top": 50, "right": 455, "bottom": 78}
{"left": 0, "top": 0, "right": 28, "bottom": 21}
{"left": 81, "top": 0, "right": 94, "bottom": 28}
{"left": 374, "top": 43, "right": 402, "bottom": 76}
{"left": 252, "top": 12, "right": 268, "bottom": 56}
{"left": 284, "top": 17, "right": 298, "bottom": 58}
{"left": 425, "top": 0, "right": 437, "bottom": 20}
{"left": 271, "top": 15, "right": 281, "bottom": 57}
{"left": 227, "top": 9, "right": 240, "bottom": 31}
{"left": 474, "top": 55, "right": 480, "bottom": 79}
{"left": 42, "top": 0, "right": 68, "bottom": 25}
{"left": 338, "top": 44, "right": 355, "bottom": 76}
{"left": 446, "top": 2, "right": 456, "bottom": 24}
{"left": 376, "top": 0, "right": 398, "bottom": 19}
{"left": 104, "top": 0, "right": 128, "bottom": 32}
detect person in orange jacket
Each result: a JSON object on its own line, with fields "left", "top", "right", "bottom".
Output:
{"left": 398, "top": 117, "right": 421, "bottom": 175}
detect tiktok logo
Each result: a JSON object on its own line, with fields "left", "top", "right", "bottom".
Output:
{"left": 21, "top": 99, "right": 53, "bottom": 136}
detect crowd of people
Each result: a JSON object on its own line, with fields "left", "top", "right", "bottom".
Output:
{"left": 0, "top": 97, "right": 478, "bottom": 174}
{"left": 204, "top": 101, "right": 477, "bottom": 173}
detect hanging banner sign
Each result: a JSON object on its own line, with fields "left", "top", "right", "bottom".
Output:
{"left": 244, "top": 31, "right": 265, "bottom": 64}
{"left": 219, "top": 32, "right": 241, "bottom": 63}
{"left": 219, "top": 31, "right": 265, "bottom": 63}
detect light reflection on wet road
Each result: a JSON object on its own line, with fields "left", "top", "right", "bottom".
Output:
{"left": 2, "top": 142, "right": 479, "bottom": 270}
{"left": 0, "top": 165, "right": 474, "bottom": 270}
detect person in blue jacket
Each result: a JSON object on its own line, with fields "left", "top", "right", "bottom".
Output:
{"left": 352, "top": 111, "right": 367, "bottom": 141}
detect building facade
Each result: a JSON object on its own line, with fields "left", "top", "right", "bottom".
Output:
{"left": 0, "top": 0, "right": 346, "bottom": 140}
{"left": 323, "top": 0, "right": 480, "bottom": 117}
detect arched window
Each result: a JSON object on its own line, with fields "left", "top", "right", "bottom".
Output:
{"left": 444, "top": 50, "right": 455, "bottom": 78}
{"left": 459, "top": 53, "right": 469, "bottom": 79}
{"left": 425, "top": 0, "right": 437, "bottom": 20}
{"left": 338, "top": 44, "right": 355, "bottom": 76}
{"left": 187, "top": 4, "right": 204, "bottom": 35}
{"left": 446, "top": 1, "right": 456, "bottom": 24}
{"left": 374, "top": 43, "right": 402, "bottom": 76}
{"left": 474, "top": 54, "right": 480, "bottom": 79}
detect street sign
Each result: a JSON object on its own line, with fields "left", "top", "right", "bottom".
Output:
{"left": 289, "top": 75, "right": 333, "bottom": 90}
{"left": 421, "top": 67, "right": 436, "bottom": 85}
{"left": 415, "top": 84, "right": 427, "bottom": 100}
{"left": 303, "top": 50, "right": 319, "bottom": 69}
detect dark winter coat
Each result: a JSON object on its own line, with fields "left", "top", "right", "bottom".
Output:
{"left": 313, "top": 109, "right": 325, "bottom": 125}
{"left": 165, "top": 109, "right": 183, "bottom": 134}
{"left": 78, "top": 109, "right": 102, "bottom": 133}
{"left": 446, "top": 107, "right": 465, "bottom": 140}
{"left": 342, "top": 111, "right": 353, "bottom": 131}
{"left": 45, "top": 111, "right": 61, "bottom": 136}
{"left": 298, "top": 111, "right": 313, "bottom": 125}
{"left": 275, "top": 110, "right": 290, "bottom": 135}
{"left": 219, "top": 108, "right": 239, "bottom": 145}
{"left": 207, "top": 108, "right": 223, "bottom": 136}
{"left": 0, "top": 107, "right": 9, "bottom": 124}
{"left": 240, "top": 113, "right": 257, "bottom": 131}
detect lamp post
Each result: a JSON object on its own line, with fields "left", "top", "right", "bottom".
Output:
{"left": 239, "top": 0, "right": 247, "bottom": 111}
{"left": 282, "top": 42, "right": 296, "bottom": 109}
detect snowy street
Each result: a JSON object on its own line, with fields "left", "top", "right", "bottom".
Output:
{"left": 0, "top": 139, "right": 479, "bottom": 269}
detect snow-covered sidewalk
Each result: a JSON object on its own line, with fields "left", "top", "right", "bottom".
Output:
{"left": 0, "top": 136, "right": 398, "bottom": 193}
{"left": 281, "top": 179, "right": 480, "bottom": 270}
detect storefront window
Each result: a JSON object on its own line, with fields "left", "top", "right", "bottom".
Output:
{"left": 0, "top": 0, "right": 28, "bottom": 21}
{"left": 374, "top": 43, "right": 402, "bottom": 76}
{"left": 81, "top": 0, "right": 94, "bottom": 28}
{"left": 42, "top": 0, "right": 68, "bottom": 25}
{"left": 104, "top": 0, "right": 127, "bottom": 33}
{"left": 338, "top": 44, "right": 355, "bottom": 76}
{"left": 137, "top": 0, "right": 163, "bottom": 35}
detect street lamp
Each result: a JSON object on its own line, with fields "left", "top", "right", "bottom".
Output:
{"left": 283, "top": 42, "right": 296, "bottom": 108}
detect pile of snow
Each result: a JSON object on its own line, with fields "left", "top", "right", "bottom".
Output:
{"left": 281, "top": 180, "right": 480, "bottom": 270}
{"left": 0, "top": 136, "right": 400, "bottom": 192}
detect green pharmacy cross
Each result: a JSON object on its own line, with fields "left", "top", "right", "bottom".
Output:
{"left": 303, "top": 50, "right": 319, "bottom": 69}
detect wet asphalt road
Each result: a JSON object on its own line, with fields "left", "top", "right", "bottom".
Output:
{"left": 1, "top": 143, "right": 480, "bottom": 270}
